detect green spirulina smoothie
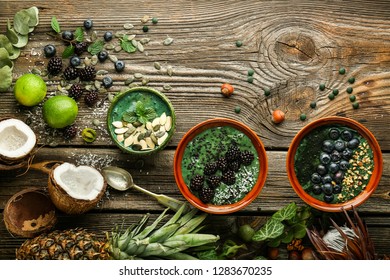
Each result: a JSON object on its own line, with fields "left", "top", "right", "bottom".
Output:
{"left": 181, "top": 125, "right": 259, "bottom": 205}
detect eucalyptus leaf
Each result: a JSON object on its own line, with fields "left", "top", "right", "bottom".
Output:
{"left": 252, "top": 219, "right": 285, "bottom": 242}
{"left": 6, "top": 20, "right": 19, "bottom": 44}
{"left": 14, "top": 10, "right": 30, "bottom": 35}
{"left": 62, "top": 45, "right": 75, "bottom": 58}
{"left": 8, "top": 48, "right": 21, "bottom": 60}
{"left": 0, "top": 35, "right": 17, "bottom": 57}
{"left": 0, "top": 48, "right": 13, "bottom": 69}
{"left": 24, "top": 6, "right": 39, "bottom": 27}
{"left": 0, "top": 65, "right": 13, "bottom": 92}
{"left": 12, "top": 33, "right": 28, "bottom": 48}
{"left": 271, "top": 202, "right": 297, "bottom": 222}
{"left": 88, "top": 39, "right": 104, "bottom": 55}
{"left": 51, "top": 16, "right": 61, "bottom": 33}
{"left": 74, "top": 27, "right": 84, "bottom": 42}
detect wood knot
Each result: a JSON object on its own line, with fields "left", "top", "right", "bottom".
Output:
{"left": 275, "top": 32, "right": 316, "bottom": 62}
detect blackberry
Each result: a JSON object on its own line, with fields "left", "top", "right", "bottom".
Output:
{"left": 206, "top": 175, "right": 221, "bottom": 189}
{"left": 190, "top": 175, "right": 204, "bottom": 192}
{"left": 74, "top": 42, "right": 88, "bottom": 55}
{"left": 79, "top": 66, "right": 96, "bottom": 81}
{"left": 204, "top": 162, "right": 218, "bottom": 175}
{"left": 199, "top": 187, "right": 215, "bottom": 203}
{"left": 225, "top": 144, "right": 241, "bottom": 162}
{"left": 63, "top": 66, "right": 79, "bottom": 80}
{"left": 84, "top": 90, "right": 99, "bottom": 107}
{"left": 47, "top": 56, "right": 63, "bottom": 75}
{"left": 216, "top": 157, "right": 228, "bottom": 172}
{"left": 68, "top": 84, "right": 84, "bottom": 100}
{"left": 63, "top": 125, "right": 78, "bottom": 140}
{"left": 241, "top": 151, "right": 255, "bottom": 165}
{"left": 228, "top": 160, "right": 240, "bottom": 172}
{"left": 222, "top": 170, "right": 236, "bottom": 185}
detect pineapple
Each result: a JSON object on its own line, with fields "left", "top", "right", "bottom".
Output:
{"left": 16, "top": 204, "right": 219, "bottom": 260}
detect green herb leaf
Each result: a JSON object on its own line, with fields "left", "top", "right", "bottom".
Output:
{"left": 122, "top": 111, "right": 137, "bottom": 123}
{"left": 120, "top": 39, "right": 137, "bottom": 53}
{"left": 197, "top": 250, "right": 220, "bottom": 260}
{"left": 14, "top": 10, "right": 30, "bottom": 35}
{"left": 281, "top": 230, "right": 294, "bottom": 244}
{"left": 252, "top": 219, "right": 285, "bottom": 242}
{"left": 6, "top": 20, "right": 18, "bottom": 45}
{"left": 292, "top": 222, "right": 307, "bottom": 239}
{"left": 74, "top": 27, "right": 84, "bottom": 42}
{"left": 220, "top": 240, "right": 247, "bottom": 259}
{"left": 0, "top": 47, "right": 13, "bottom": 69}
{"left": 88, "top": 39, "right": 104, "bottom": 55}
{"left": 272, "top": 202, "right": 297, "bottom": 222}
{"left": 135, "top": 101, "right": 145, "bottom": 116}
{"left": 51, "top": 16, "right": 61, "bottom": 33}
{"left": 0, "top": 65, "right": 12, "bottom": 92}
{"left": 144, "top": 107, "right": 157, "bottom": 120}
{"left": 138, "top": 115, "right": 149, "bottom": 125}
{"left": 62, "top": 44, "right": 75, "bottom": 58}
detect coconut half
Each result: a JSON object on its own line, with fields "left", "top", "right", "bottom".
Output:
{"left": 0, "top": 118, "right": 36, "bottom": 164}
{"left": 3, "top": 188, "right": 57, "bottom": 238}
{"left": 48, "top": 162, "right": 107, "bottom": 215}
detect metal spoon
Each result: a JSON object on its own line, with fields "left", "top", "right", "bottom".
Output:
{"left": 101, "top": 166, "right": 186, "bottom": 212}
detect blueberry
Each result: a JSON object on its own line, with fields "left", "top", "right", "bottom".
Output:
{"left": 333, "top": 185, "right": 342, "bottom": 194}
{"left": 62, "top": 31, "right": 74, "bottom": 41}
{"left": 324, "top": 194, "right": 334, "bottom": 203}
{"left": 104, "top": 31, "right": 113, "bottom": 42}
{"left": 341, "top": 130, "right": 353, "bottom": 141}
{"left": 70, "top": 56, "right": 81, "bottom": 67}
{"left": 317, "top": 164, "right": 327, "bottom": 176}
{"left": 342, "top": 148, "right": 353, "bottom": 160}
{"left": 334, "top": 139, "right": 346, "bottom": 152}
{"left": 312, "top": 184, "right": 322, "bottom": 195}
{"left": 322, "top": 140, "right": 334, "bottom": 153}
{"left": 43, "top": 44, "right": 56, "bottom": 58}
{"left": 331, "top": 150, "right": 341, "bottom": 162}
{"left": 333, "top": 171, "right": 344, "bottom": 184}
{"left": 322, "top": 175, "right": 333, "bottom": 184}
{"left": 348, "top": 138, "right": 360, "bottom": 149}
{"left": 83, "top": 19, "right": 93, "bottom": 30}
{"left": 311, "top": 173, "right": 322, "bottom": 184}
{"left": 328, "top": 162, "right": 339, "bottom": 174}
{"left": 322, "top": 183, "right": 333, "bottom": 195}
{"left": 339, "top": 160, "right": 350, "bottom": 170}
{"left": 102, "top": 76, "right": 113, "bottom": 88}
{"left": 329, "top": 128, "right": 340, "bottom": 140}
{"left": 320, "top": 152, "right": 331, "bottom": 165}
{"left": 115, "top": 60, "right": 125, "bottom": 72}
{"left": 98, "top": 50, "right": 108, "bottom": 62}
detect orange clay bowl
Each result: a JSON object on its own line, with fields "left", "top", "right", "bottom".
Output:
{"left": 174, "top": 118, "right": 268, "bottom": 214}
{"left": 286, "top": 116, "right": 383, "bottom": 212}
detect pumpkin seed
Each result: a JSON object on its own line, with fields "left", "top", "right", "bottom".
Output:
{"left": 133, "top": 121, "right": 143, "bottom": 127}
{"left": 163, "top": 84, "right": 172, "bottom": 91}
{"left": 105, "top": 43, "right": 115, "bottom": 50}
{"left": 151, "top": 134, "right": 158, "bottom": 144}
{"left": 125, "top": 76, "right": 135, "bottom": 85}
{"left": 165, "top": 116, "right": 172, "bottom": 131}
{"left": 145, "top": 129, "right": 152, "bottom": 137}
{"left": 146, "top": 121, "right": 153, "bottom": 130}
{"left": 141, "top": 15, "right": 150, "bottom": 23}
{"left": 115, "top": 31, "right": 127, "bottom": 38}
{"left": 31, "top": 68, "right": 41, "bottom": 75}
{"left": 92, "top": 31, "right": 98, "bottom": 41}
{"left": 140, "top": 38, "right": 150, "bottom": 44}
{"left": 96, "top": 70, "right": 109, "bottom": 75}
{"left": 163, "top": 36, "right": 174, "bottom": 46}
{"left": 108, "top": 92, "right": 116, "bottom": 102}
{"left": 131, "top": 39, "right": 138, "bottom": 49}
{"left": 128, "top": 82, "right": 139, "bottom": 88}
{"left": 115, "top": 127, "right": 128, "bottom": 134}
{"left": 127, "top": 34, "right": 136, "bottom": 41}
{"left": 167, "top": 65, "right": 173, "bottom": 76}
{"left": 124, "top": 23, "right": 134, "bottom": 30}
{"left": 117, "top": 134, "right": 124, "bottom": 142}
{"left": 91, "top": 55, "right": 98, "bottom": 65}
{"left": 124, "top": 136, "right": 134, "bottom": 147}
{"left": 84, "top": 57, "right": 91, "bottom": 66}
{"left": 137, "top": 132, "right": 145, "bottom": 141}
{"left": 141, "top": 78, "right": 149, "bottom": 85}
{"left": 139, "top": 139, "right": 148, "bottom": 150}
{"left": 134, "top": 73, "right": 143, "bottom": 79}
{"left": 98, "top": 88, "right": 107, "bottom": 94}
{"left": 153, "top": 124, "right": 160, "bottom": 132}
{"left": 109, "top": 54, "right": 118, "bottom": 63}
{"left": 160, "top": 112, "right": 167, "bottom": 125}
{"left": 132, "top": 144, "right": 142, "bottom": 151}
{"left": 154, "top": 62, "right": 161, "bottom": 70}
{"left": 94, "top": 80, "right": 101, "bottom": 89}
{"left": 126, "top": 123, "right": 135, "bottom": 129}
{"left": 157, "top": 132, "right": 168, "bottom": 145}
{"left": 137, "top": 41, "right": 144, "bottom": 53}
{"left": 112, "top": 121, "right": 123, "bottom": 128}
{"left": 152, "top": 117, "right": 160, "bottom": 128}
{"left": 155, "top": 130, "right": 165, "bottom": 138}
{"left": 114, "top": 45, "right": 122, "bottom": 52}
{"left": 145, "top": 137, "right": 155, "bottom": 149}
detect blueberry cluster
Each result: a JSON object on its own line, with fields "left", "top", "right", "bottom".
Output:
{"left": 309, "top": 127, "right": 360, "bottom": 203}
{"left": 189, "top": 144, "right": 255, "bottom": 203}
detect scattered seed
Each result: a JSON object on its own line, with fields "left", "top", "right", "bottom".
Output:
{"left": 96, "top": 70, "right": 109, "bottom": 75}
{"left": 128, "top": 82, "right": 139, "bottom": 88}
{"left": 339, "top": 67, "right": 346, "bottom": 75}
{"left": 328, "top": 93, "right": 335, "bottom": 100}
{"left": 140, "top": 38, "right": 150, "bottom": 44}
{"left": 134, "top": 73, "right": 143, "bottom": 79}
{"left": 349, "top": 95, "right": 356, "bottom": 102}
{"left": 163, "top": 84, "right": 172, "bottom": 91}
{"left": 235, "top": 106, "right": 241, "bottom": 113}
{"left": 114, "top": 45, "right": 122, "bottom": 52}
{"left": 152, "top": 17, "right": 159, "bottom": 24}
{"left": 333, "top": 89, "right": 339, "bottom": 96}
{"left": 236, "top": 40, "right": 243, "bottom": 47}
{"left": 352, "top": 101, "right": 359, "bottom": 109}
{"left": 108, "top": 92, "right": 116, "bottom": 102}
{"left": 91, "top": 31, "right": 98, "bottom": 41}
{"left": 127, "top": 34, "right": 136, "bottom": 41}
{"left": 91, "top": 55, "right": 98, "bottom": 65}
{"left": 348, "top": 77, "right": 356, "bottom": 84}
{"left": 124, "top": 23, "right": 134, "bottom": 30}
{"left": 105, "top": 43, "right": 115, "bottom": 50}
{"left": 115, "top": 31, "right": 127, "bottom": 38}
{"left": 93, "top": 119, "right": 101, "bottom": 126}
{"left": 109, "top": 54, "right": 118, "bottom": 63}
{"left": 300, "top": 113, "right": 307, "bottom": 121}
{"left": 125, "top": 76, "right": 135, "bottom": 85}
{"left": 346, "top": 87, "right": 353, "bottom": 94}
{"left": 137, "top": 41, "right": 144, "bottom": 52}
{"left": 141, "top": 78, "right": 149, "bottom": 85}
{"left": 94, "top": 80, "right": 101, "bottom": 89}
{"left": 310, "top": 101, "right": 317, "bottom": 109}
{"left": 163, "top": 36, "right": 174, "bottom": 46}
{"left": 319, "top": 83, "right": 326, "bottom": 91}
{"left": 84, "top": 57, "right": 91, "bottom": 66}
{"left": 141, "top": 15, "right": 150, "bottom": 23}
{"left": 154, "top": 61, "right": 161, "bottom": 70}
{"left": 167, "top": 65, "right": 173, "bottom": 76}
{"left": 247, "top": 69, "right": 254, "bottom": 76}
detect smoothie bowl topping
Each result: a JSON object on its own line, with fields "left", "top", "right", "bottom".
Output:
{"left": 174, "top": 118, "right": 268, "bottom": 214}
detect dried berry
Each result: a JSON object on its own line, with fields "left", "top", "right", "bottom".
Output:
{"left": 84, "top": 90, "right": 99, "bottom": 107}
{"left": 63, "top": 125, "right": 77, "bottom": 140}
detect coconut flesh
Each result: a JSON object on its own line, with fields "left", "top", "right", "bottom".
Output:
{"left": 0, "top": 118, "right": 36, "bottom": 162}
{"left": 48, "top": 162, "right": 107, "bottom": 214}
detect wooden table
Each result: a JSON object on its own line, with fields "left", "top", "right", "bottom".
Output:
{"left": 1, "top": 0, "right": 389, "bottom": 259}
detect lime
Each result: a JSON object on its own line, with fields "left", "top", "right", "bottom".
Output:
{"left": 42, "top": 96, "right": 78, "bottom": 128}
{"left": 14, "top": 73, "right": 47, "bottom": 106}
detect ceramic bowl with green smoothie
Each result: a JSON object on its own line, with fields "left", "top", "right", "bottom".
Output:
{"left": 107, "top": 87, "right": 176, "bottom": 156}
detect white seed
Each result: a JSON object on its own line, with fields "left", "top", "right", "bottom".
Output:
{"left": 117, "top": 134, "right": 124, "bottom": 142}
{"left": 124, "top": 135, "right": 134, "bottom": 147}
{"left": 96, "top": 70, "right": 109, "bottom": 75}
{"left": 84, "top": 57, "right": 91, "bottom": 66}
{"left": 145, "top": 137, "right": 155, "bottom": 149}
{"left": 140, "top": 38, "right": 150, "bottom": 44}
{"left": 139, "top": 139, "right": 148, "bottom": 150}
{"left": 131, "top": 39, "right": 138, "bottom": 49}
{"left": 167, "top": 65, "right": 173, "bottom": 76}
{"left": 126, "top": 123, "right": 135, "bottom": 129}
{"left": 134, "top": 73, "right": 143, "bottom": 79}
{"left": 124, "top": 23, "right": 134, "bottom": 30}
{"left": 91, "top": 55, "right": 98, "bottom": 65}
{"left": 163, "top": 36, "right": 174, "bottom": 46}
{"left": 136, "top": 125, "right": 146, "bottom": 132}
{"left": 109, "top": 54, "right": 118, "bottom": 63}
{"left": 105, "top": 44, "right": 115, "bottom": 50}
{"left": 114, "top": 45, "right": 122, "bottom": 52}
{"left": 146, "top": 121, "right": 153, "bottom": 130}
{"left": 160, "top": 112, "right": 167, "bottom": 125}
{"left": 154, "top": 62, "right": 161, "bottom": 70}
{"left": 112, "top": 121, "right": 123, "bottom": 128}
{"left": 163, "top": 84, "right": 172, "bottom": 91}
{"left": 165, "top": 116, "right": 172, "bottom": 131}
{"left": 141, "top": 15, "right": 149, "bottom": 23}
{"left": 152, "top": 117, "right": 160, "bottom": 128}
{"left": 137, "top": 41, "right": 144, "bottom": 52}
{"left": 157, "top": 132, "right": 168, "bottom": 145}
{"left": 115, "top": 127, "right": 128, "bottom": 134}
{"left": 127, "top": 34, "right": 136, "bottom": 41}
{"left": 94, "top": 80, "right": 101, "bottom": 89}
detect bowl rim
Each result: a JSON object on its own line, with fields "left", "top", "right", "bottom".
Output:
{"left": 107, "top": 86, "right": 176, "bottom": 156}
{"left": 173, "top": 117, "right": 268, "bottom": 214}
{"left": 286, "top": 116, "right": 383, "bottom": 212}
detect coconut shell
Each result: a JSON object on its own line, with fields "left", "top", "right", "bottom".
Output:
{"left": 3, "top": 188, "right": 57, "bottom": 238}
{"left": 48, "top": 164, "right": 107, "bottom": 215}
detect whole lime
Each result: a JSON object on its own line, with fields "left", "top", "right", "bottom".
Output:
{"left": 42, "top": 96, "right": 78, "bottom": 128}
{"left": 14, "top": 73, "right": 47, "bottom": 106}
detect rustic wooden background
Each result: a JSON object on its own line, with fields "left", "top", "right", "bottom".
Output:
{"left": 0, "top": 0, "right": 389, "bottom": 259}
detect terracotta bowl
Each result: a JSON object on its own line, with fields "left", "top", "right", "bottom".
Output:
{"left": 286, "top": 116, "right": 383, "bottom": 212}
{"left": 107, "top": 87, "right": 176, "bottom": 156}
{"left": 174, "top": 118, "right": 268, "bottom": 214}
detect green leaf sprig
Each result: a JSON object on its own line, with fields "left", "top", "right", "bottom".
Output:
{"left": 122, "top": 101, "right": 157, "bottom": 125}
{"left": 120, "top": 35, "right": 137, "bottom": 53}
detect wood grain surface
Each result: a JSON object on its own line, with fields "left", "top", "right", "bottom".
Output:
{"left": 0, "top": 0, "right": 389, "bottom": 259}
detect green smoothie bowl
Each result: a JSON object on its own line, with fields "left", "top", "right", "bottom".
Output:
{"left": 107, "top": 87, "right": 176, "bottom": 156}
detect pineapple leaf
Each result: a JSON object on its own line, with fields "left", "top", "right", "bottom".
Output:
{"left": 135, "top": 208, "right": 169, "bottom": 240}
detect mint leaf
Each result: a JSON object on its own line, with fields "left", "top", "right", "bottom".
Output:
{"left": 272, "top": 202, "right": 297, "bottom": 222}
{"left": 252, "top": 219, "right": 284, "bottom": 242}
{"left": 88, "top": 39, "right": 104, "bottom": 55}
{"left": 120, "top": 39, "right": 137, "bottom": 53}
{"left": 135, "top": 101, "right": 145, "bottom": 116}
{"left": 138, "top": 115, "right": 149, "bottom": 125}
{"left": 62, "top": 44, "right": 75, "bottom": 58}
{"left": 74, "top": 27, "right": 84, "bottom": 42}
{"left": 144, "top": 107, "right": 157, "bottom": 120}
{"left": 122, "top": 111, "right": 137, "bottom": 123}
{"left": 51, "top": 16, "right": 61, "bottom": 33}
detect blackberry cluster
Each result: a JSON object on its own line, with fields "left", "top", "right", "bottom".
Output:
{"left": 188, "top": 142, "right": 256, "bottom": 204}
{"left": 68, "top": 84, "right": 84, "bottom": 100}
{"left": 63, "top": 66, "right": 79, "bottom": 80}
{"left": 84, "top": 90, "right": 99, "bottom": 107}
{"left": 79, "top": 66, "right": 96, "bottom": 81}
{"left": 47, "top": 56, "right": 63, "bottom": 75}
{"left": 74, "top": 42, "right": 88, "bottom": 55}
{"left": 63, "top": 125, "right": 77, "bottom": 140}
